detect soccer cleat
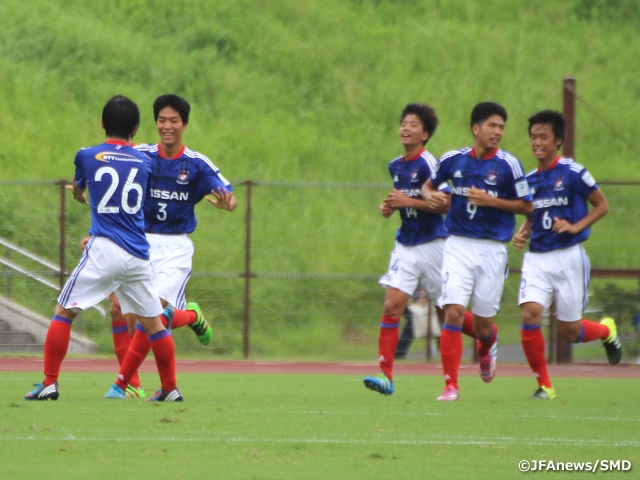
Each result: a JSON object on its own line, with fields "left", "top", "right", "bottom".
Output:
{"left": 532, "top": 386, "right": 556, "bottom": 400}
{"left": 148, "top": 388, "right": 183, "bottom": 402}
{"left": 126, "top": 385, "right": 146, "bottom": 399}
{"left": 104, "top": 384, "right": 126, "bottom": 399}
{"left": 363, "top": 373, "right": 394, "bottom": 396}
{"left": 186, "top": 302, "right": 212, "bottom": 346}
{"left": 478, "top": 335, "right": 498, "bottom": 383}
{"left": 162, "top": 305, "right": 174, "bottom": 330}
{"left": 600, "top": 317, "right": 622, "bottom": 365}
{"left": 25, "top": 382, "right": 59, "bottom": 401}
{"left": 436, "top": 385, "right": 460, "bottom": 401}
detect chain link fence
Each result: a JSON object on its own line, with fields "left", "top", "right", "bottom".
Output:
{"left": 1, "top": 180, "right": 639, "bottom": 363}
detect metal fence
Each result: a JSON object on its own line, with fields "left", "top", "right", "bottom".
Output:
{"left": 1, "top": 180, "right": 639, "bottom": 363}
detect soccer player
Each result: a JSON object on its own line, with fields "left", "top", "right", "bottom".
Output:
{"left": 104, "top": 93, "right": 236, "bottom": 399}
{"left": 513, "top": 110, "right": 621, "bottom": 400}
{"left": 25, "top": 95, "right": 179, "bottom": 402}
{"left": 363, "top": 103, "right": 478, "bottom": 396}
{"left": 422, "top": 102, "right": 533, "bottom": 401}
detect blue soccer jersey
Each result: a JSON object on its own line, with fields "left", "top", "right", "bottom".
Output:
{"left": 432, "top": 147, "right": 532, "bottom": 242}
{"left": 388, "top": 149, "right": 449, "bottom": 246}
{"left": 74, "top": 140, "right": 153, "bottom": 259}
{"left": 135, "top": 144, "right": 233, "bottom": 234}
{"left": 527, "top": 157, "right": 598, "bottom": 252}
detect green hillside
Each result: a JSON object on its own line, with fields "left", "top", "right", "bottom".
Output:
{"left": 1, "top": 0, "right": 639, "bottom": 359}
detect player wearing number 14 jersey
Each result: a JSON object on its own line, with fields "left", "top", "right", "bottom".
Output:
{"left": 513, "top": 110, "right": 621, "bottom": 400}
{"left": 422, "top": 102, "right": 533, "bottom": 401}
{"left": 26, "top": 95, "right": 178, "bottom": 401}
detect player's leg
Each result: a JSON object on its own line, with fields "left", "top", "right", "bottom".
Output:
{"left": 395, "top": 306, "right": 414, "bottom": 359}
{"left": 109, "top": 293, "right": 145, "bottom": 397}
{"left": 520, "top": 302, "right": 554, "bottom": 399}
{"left": 471, "top": 240, "right": 508, "bottom": 384}
{"left": 437, "top": 303, "right": 464, "bottom": 401}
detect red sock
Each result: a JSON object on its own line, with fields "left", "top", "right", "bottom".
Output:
{"left": 521, "top": 325, "right": 551, "bottom": 389}
{"left": 439, "top": 325, "right": 463, "bottom": 389}
{"left": 477, "top": 324, "right": 498, "bottom": 357}
{"left": 579, "top": 319, "right": 609, "bottom": 342}
{"left": 378, "top": 315, "right": 400, "bottom": 381}
{"left": 43, "top": 315, "right": 72, "bottom": 386}
{"left": 461, "top": 311, "right": 476, "bottom": 338}
{"left": 170, "top": 309, "right": 197, "bottom": 329}
{"left": 149, "top": 330, "right": 177, "bottom": 392}
{"left": 111, "top": 321, "right": 141, "bottom": 389}
{"left": 115, "top": 325, "right": 151, "bottom": 391}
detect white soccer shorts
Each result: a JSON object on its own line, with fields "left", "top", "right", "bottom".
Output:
{"left": 58, "top": 236, "right": 163, "bottom": 318}
{"left": 440, "top": 235, "right": 508, "bottom": 317}
{"left": 518, "top": 244, "right": 590, "bottom": 322}
{"left": 379, "top": 238, "right": 445, "bottom": 304}
{"left": 146, "top": 233, "right": 194, "bottom": 310}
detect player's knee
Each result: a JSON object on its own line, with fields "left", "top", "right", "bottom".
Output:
{"left": 558, "top": 321, "right": 581, "bottom": 342}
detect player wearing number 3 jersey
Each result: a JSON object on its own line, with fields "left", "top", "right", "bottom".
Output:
{"left": 422, "top": 102, "right": 533, "bottom": 401}
{"left": 26, "top": 95, "right": 178, "bottom": 401}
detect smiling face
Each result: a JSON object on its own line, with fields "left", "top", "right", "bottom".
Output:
{"left": 156, "top": 106, "right": 187, "bottom": 151}
{"left": 530, "top": 123, "right": 563, "bottom": 165}
{"left": 399, "top": 114, "right": 429, "bottom": 150}
{"left": 472, "top": 114, "right": 505, "bottom": 152}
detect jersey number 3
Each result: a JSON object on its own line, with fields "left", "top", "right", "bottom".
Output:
{"left": 95, "top": 166, "right": 143, "bottom": 215}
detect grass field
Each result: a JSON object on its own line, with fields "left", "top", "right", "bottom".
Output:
{"left": 2, "top": 371, "right": 639, "bottom": 479}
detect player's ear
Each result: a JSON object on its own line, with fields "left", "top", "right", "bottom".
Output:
{"left": 101, "top": 119, "right": 105, "bottom": 130}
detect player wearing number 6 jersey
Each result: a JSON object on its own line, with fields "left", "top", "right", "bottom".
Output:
{"left": 25, "top": 95, "right": 179, "bottom": 401}
{"left": 422, "top": 102, "right": 533, "bottom": 401}
{"left": 105, "top": 94, "right": 237, "bottom": 400}
{"left": 514, "top": 110, "right": 621, "bottom": 400}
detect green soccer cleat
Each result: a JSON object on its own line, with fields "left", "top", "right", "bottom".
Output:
{"left": 186, "top": 302, "right": 212, "bottom": 346}
{"left": 532, "top": 386, "right": 555, "bottom": 400}
{"left": 126, "top": 385, "right": 146, "bottom": 399}
{"left": 600, "top": 317, "right": 622, "bottom": 365}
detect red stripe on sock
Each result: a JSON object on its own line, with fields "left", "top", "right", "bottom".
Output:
{"left": 521, "top": 328, "right": 551, "bottom": 389}
{"left": 580, "top": 319, "right": 609, "bottom": 342}
{"left": 379, "top": 315, "right": 400, "bottom": 381}
{"left": 439, "top": 329, "right": 462, "bottom": 389}
{"left": 150, "top": 334, "right": 177, "bottom": 392}
{"left": 43, "top": 319, "right": 72, "bottom": 386}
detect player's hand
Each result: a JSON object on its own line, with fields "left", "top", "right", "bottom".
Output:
{"left": 466, "top": 187, "right": 493, "bottom": 207}
{"left": 552, "top": 217, "right": 579, "bottom": 234}
{"left": 80, "top": 235, "right": 91, "bottom": 251}
{"left": 426, "top": 191, "right": 447, "bottom": 209}
{"left": 512, "top": 232, "right": 528, "bottom": 250}
{"left": 206, "top": 188, "right": 233, "bottom": 211}
{"left": 380, "top": 202, "right": 394, "bottom": 218}
{"left": 384, "top": 190, "right": 410, "bottom": 209}
{"left": 66, "top": 184, "right": 87, "bottom": 205}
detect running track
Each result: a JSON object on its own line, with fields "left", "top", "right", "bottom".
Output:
{"left": 0, "top": 357, "right": 638, "bottom": 378}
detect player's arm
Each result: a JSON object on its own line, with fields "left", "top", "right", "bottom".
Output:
{"left": 385, "top": 189, "right": 450, "bottom": 214}
{"left": 421, "top": 179, "right": 449, "bottom": 210}
{"left": 512, "top": 218, "right": 532, "bottom": 250}
{"left": 205, "top": 187, "right": 237, "bottom": 211}
{"left": 553, "top": 189, "right": 609, "bottom": 235}
{"left": 379, "top": 200, "right": 395, "bottom": 218}
{"left": 466, "top": 187, "right": 533, "bottom": 215}
{"left": 65, "top": 179, "right": 88, "bottom": 205}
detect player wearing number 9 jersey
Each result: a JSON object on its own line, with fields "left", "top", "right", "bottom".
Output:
{"left": 514, "top": 110, "right": 621, "bottom": 400}
{"left": 26, "top": 95, "right": 179, "bottom": 401}
{"left": 422, "top": 102, "right": 533, "bottom": 401}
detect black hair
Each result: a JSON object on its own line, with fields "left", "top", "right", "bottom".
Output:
{"left": 470, "top": 101, "right": 507, "bottom": 127}
{"left": 102, "top": 95, "right": 140, "bottom": 139}
{"left": 528, "top": 110, "right": 566, "bottom": 149}
{"left": 400, "top": 103, "right": 438, "bottom": 145}
{"left": 153, "top": 94, "right": 191, "bottom": 124}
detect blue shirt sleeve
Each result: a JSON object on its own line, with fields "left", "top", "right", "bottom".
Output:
{"left": 74, "top": 149, "right": 87, "bottom": 189}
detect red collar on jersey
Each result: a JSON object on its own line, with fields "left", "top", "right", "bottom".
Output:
{"left": 402, "top": 148, "right": 424, "bottom": 162}
{"left": 469, "top": 147, "right": 498, "bottom": 160}
{"left": 537, "top": 156, "right": 561, "bottom": 172}
{"left": 157, "top": 144, "right": 186, "bottom": 160}
{"left": 105, "top": 140, "right": 130, "bottom": 146}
